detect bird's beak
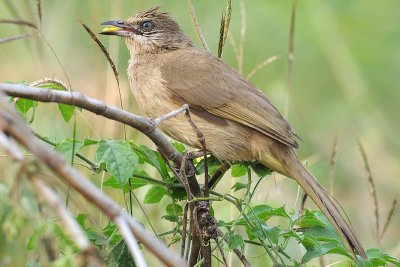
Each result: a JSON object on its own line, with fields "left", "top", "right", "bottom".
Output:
{"left": 100, "top": 20, "right": 139, "bottom": 36}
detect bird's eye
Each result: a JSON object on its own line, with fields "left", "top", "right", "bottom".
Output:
{"left": 141, "top": 21, "right": 154, "bottom": 32}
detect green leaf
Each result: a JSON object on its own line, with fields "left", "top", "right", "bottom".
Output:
{"left": 161, "top": 214, "right": 179, "bottom": 223}
{"left": 250, "top": 223, "right": 280, "bottom": 244}
{"left": 96, "top": 140, "right": 138, "bottom": 185}
{"left": 231, "top": 164, "right": 247, "bottom": 177}
{"left": 366, "top": 248, "right": 400, "bottom": 267}
{"left": 228, "top": 233, "right": 243, "bottom": 249}
{"left": 302, "top": 211, "right": 342, "bottom": 242}
{"left": 107, "top": 240, "right": 136, "bottom": 267}
{"left": 58, "top": 103, "right": 74, "bottom": 122}
{"left": 27, "top": 223, "right": 46, "bottom": 250}
{"left": 250, "top": 162, "right": 272, "bottom": 178}
{"left": 172, "top": 142, "right": 186, "bottom": 153}
{"left": 297, "top": 209, "right": 326, "bottom": 228}
{"left": 76, "top": 213, "right": 87, "bottom": 229}
{"left": 37, "top": 82, "right": 75, "bottom": 122}
{"left": 231, "top": 182, "right": 249, "bottom": 191}
{"left": 103, "top": 222, "right": 122, "bottom": 245}
{"left": 130, "top": 143, "right": 169, "bottom": 180}
{"left": 166, "top": 203, "right": 183, "bottom": 215}
{"left": 195, "top": 156, "right": 221, "bottom": 175}
{"left": 144, "top": 185, "right": 167, "bottom": 204}
{"left": 247, "top": 204, "right": 290, "bottom": 221}
{"left": 103, "top": 173, "right": 149, "bottom": 192}
{"left": 301, "top": 241, "right": 352, "bottom": 264}
{"left": 15, "top": 98, "right": 37, "bottom": 115}
{"left": 55, "top": 139, "right": 84, "bottom": 161}
{"left": 26, "top": 261, "right": 40, "bottom": 267}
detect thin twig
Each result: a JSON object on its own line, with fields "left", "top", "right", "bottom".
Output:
{"left": 247, "top": 56, "right": 280, "bottom": 80}
{"left": 381, "top": 197, "right": 397, "bottom": 239}
{"left": 329, "top": 131, "right": 341, "bottom": 195}
{"left": 154, "top": 104, "right": 189, "bottom": 126}
{"left": 36, "top": 0, "right": 42, "bottom": 31}
{"left": 187, "top": 0, "right": 210, "bottom": 52}
{"left": 238, "top": 0, "right": 246, "bottom": 74}
{"left": 357, "top": 140, "right": 380, "bottom": 243}
{"left": 0, "top": 34, "right": 32, "bottom": 44}
{"left": 181, "top": 203, "right": 189, "bottom": 258}
{"left": 0, "top": 19, "right": 37, "bottom": 29}
{"left": 284, "top": 0, "right": 298, "bottom": 118}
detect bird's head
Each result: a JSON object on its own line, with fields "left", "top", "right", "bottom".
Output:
{"left": 100, "top": 6, "right": 194, "bottom": 55}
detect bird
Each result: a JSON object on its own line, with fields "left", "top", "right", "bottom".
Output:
{"left": 100, "top": 6, "right": 366, "bottom": 259}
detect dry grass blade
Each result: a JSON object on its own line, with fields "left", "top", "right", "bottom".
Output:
{"left": 0, "top": 19, "right": 37, "bottom": 29}
{"left": 80, "top": 21, "right": 119, "bottom": 87}
{"left": 284, "top": 0, "right": 298, "bottom": 118}
{"left": 80, "top": 21, "right": 127, "bottom": 139}
{"left": 218, "top": 0, "right": 232, "bottom": 58}
{"left": 0, "top": 34, "right": 32, "bottom": 44}
{"left": 218, "top": 14, "right": 226, "bottom": 58}
{"left": 238, "top": 0, "right": 246, "bottom": 74}
{"left": 381, "top": 197, "right": 397, "bottom": 239}
{"left": 187, "top": 0, "right": 210, "bottom": 52}
{"left": 357, "top": 140, "right": 380, "bottom": 242}
{"left": 328, "top": 131, "right": 341, "bottom": 195}
{"left": 247, "top": 55, "right": 279, "bottom": 79}
{"left": 36, "top": 0, "right": 42, "bottom": 30}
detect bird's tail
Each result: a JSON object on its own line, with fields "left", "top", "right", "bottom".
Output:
{"left": 262, "top": 154, "right": 367, "bottom": 259}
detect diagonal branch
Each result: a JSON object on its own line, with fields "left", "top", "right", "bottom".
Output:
{"left": 0, "top": 83, "right": 182, "bottom": 166}
{"left": 0, "top": 93, "right": 187, "bottom": 267}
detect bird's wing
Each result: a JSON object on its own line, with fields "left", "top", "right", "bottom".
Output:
{"left": 160, "top": 48, "right": 298, "bottom": 148}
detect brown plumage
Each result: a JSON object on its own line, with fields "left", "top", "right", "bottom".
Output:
{"left": 101, "top": 6, "right": 366, "bottom": 259}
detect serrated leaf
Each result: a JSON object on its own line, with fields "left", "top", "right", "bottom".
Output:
{"left": 55, "top": 139, "right": 84, "bottom": 161}
{"left": 144, "top": 185, "right": 167, "bottom": 204}
{"left": 247, "top": 204, "right": 290, "bottom": 221}
{"left": 166, "top": 203, "right": 183, "bottom": 215}
{"left": 96, "top": 140, "right": 138, "bottom": 185}
{"left": 301, "top": 241, "right": 351, "bottom": 263}
{"left": 297, "top": 209, "right": 326, "bottom": 228}
{"left": 130, "top": 143, "right": 169, "bottom": 180}
{"left": 103, "top": 222, "right": 122, "bottom": 245}
{"left": 107, "top": 240, "right": 136, "bottom": 267}
{"left": 250, "top": 223, "right": 280, "bottom": 244}
{"left": 231, "top": 164, "right": 247, "bottom": 177}
{"left": 103, "top": 176, "right": 147, "bottom": 192}
{"left": 231, "top": 182, "right": 248, "bottom": 191}
{"left": 228, "top": 233, "right": 243, "bottom": 249}
{"left": 366, "top": 248, "right": 400, "bottom": 267}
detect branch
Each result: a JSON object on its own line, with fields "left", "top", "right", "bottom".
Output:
{"left": 0, "top": 83, "right": 182, "bottom": 166}
{"left": 0, "top": 93, "right": 187, "bottom": 267}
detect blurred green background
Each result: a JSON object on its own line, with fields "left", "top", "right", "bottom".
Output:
{"left": 1, "top": 0, "right": 399, "bottom": 266}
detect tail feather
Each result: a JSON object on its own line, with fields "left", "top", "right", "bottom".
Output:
{"left": 290, "top": 160, "right": 367, "bottom": 259}
{"left": 263, "top": 155, "right": 367, "bottom": 259}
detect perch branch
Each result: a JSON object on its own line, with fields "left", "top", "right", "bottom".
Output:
{"left": 0, "top": 93, "right": 187, "bottom": 267}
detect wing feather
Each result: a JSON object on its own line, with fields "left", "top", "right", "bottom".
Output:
{"left": 160, "top": 47, "right": 298, "bottom": 148}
